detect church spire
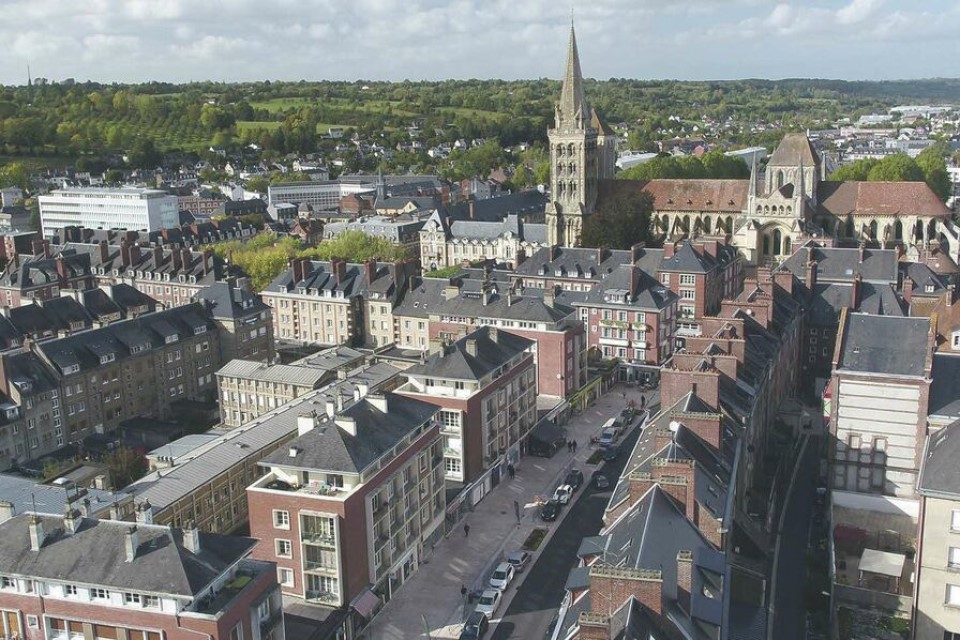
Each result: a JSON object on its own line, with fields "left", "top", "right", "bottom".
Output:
{"left": 558, "top": 22, "right": 589, "bottom": 128}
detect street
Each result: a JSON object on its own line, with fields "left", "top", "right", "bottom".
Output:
{"left": 489, "top": 414, "right": 647, "bottom": 640}
{"left": 768, "top": 434, "right": 821, "bottom": 640}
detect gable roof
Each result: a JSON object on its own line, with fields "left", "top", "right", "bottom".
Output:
{"left": 768, "top": 133, "right": 820, "bottom": 167}
{"left": 406, "top": 326, "right": 533, "bottom": 381}
{"left": 598, "top": 179, "right": 747, "bottom": 214}
{"left": 817, "top": 181, "right": 950, "bottom": 219}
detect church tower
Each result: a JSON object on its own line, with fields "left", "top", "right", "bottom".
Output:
{"left": 546, "top": 23, "right": 599, "bottom": 247}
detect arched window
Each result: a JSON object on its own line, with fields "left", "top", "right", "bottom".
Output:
{"left": 846, "top": 216, "right": 855, "bottom": 238}
{"left": 779, "top": 206, "right": 785, "bottom": 216}
{"left": 763, "top": 235, "right": 771, "bottom": 256}
{"left": 683, "top": 215, "right": 691, "bottom": 233}
{"left": 773, "top": 229, "right": 782, "bottom": 255}
{"left": 776, "top": 171, "right": 784, "bottom": 189}
{"left": 704, "top": 217, "right": 712, "bottom": 233}
{"left": 763, "top": 206, "right": 769, "bottom": 215}
{"left": 914, "top": 219, "right": 924, "bottom": 242}
{"left": 894, "top": 220, "right": 903, "bottom": 241}
{"left": 869, "top": 220, "right": 878, "bottom": 240}
{"left": 725, "top": 216, "right": 733, "bottom": 234}
{"left": 786, "top": 206, "right": 793, "bottom": 216}
{"left": 928, "top": 219, "right": 938, "bottom": 240}
{"left": 782, "top": 236, "right": 791, "bottom": 256}
{"left": 756, "top": 205, "right": 762, "bottom": 215}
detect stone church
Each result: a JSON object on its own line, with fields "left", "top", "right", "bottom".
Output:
{"left": 546, "top": 26, "right": 956, "bottom": 264}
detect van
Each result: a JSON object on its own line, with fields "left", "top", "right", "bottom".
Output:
{"left": 602, "top": 417, "right": 622, "bottom": 438}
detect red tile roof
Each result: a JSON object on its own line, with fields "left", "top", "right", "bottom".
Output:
{"left": 599, "top": 178, "right": 747, "bottom": 213}
{"left": 818, "top": 181, "right": 950, "bottom": 218}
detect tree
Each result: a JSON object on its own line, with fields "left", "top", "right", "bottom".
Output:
{"left": 245, "top": 175, "right": 270, "bottom": 194}
{"left": 0, "top": 162, "right": 29, "bottom": 190}
{"left": 128, "top": 137, "right": 161, "bottom": 169}
{"left": 866, "top": 153, "right": 924, "bottom": 182}
{"left": 829, "top": 159, "right": 877, "bottom": 182}
{"left": 306, "top": 230, "right": 411, "bottom": 262}
{"left": 581, "top": 190, "right": 654, "bottom": 250}
{"left": 104, "top": 169, "right": 124, "bottom": 184}
{"left": 103, "top": 445, "right": 148, "bottom": 488}
{"left": 27, "top": 199, "right": 41, "bottom": 232}
{"left": 916, "top": 145, "right": 951, "bottom": 201}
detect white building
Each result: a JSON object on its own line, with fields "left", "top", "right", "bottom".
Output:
{"left": 38, "top": 187, "right": 179, "bottom": 239}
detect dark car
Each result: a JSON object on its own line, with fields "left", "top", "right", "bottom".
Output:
{"left": 539, "top": 499, "right": 562, "bottom": 522}
{"left": 601, "top": 444, "right": 620, "bottom": 462}
{"left": 592, "top": 472, "right": 610, "bottom": 489}
{"left": 460, "top": 611, "right": 489, "bottom": 640}
{"left": 619, "top": 408, "right": 636, "bottom": 425}
{"left": 564, "top": 469, "right": 584, "bottom": 491}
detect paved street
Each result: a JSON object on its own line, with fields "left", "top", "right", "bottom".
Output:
{"left": 768, "top": 434, "right": 820, "bottom": 640}
{"left": 490, "top": 418, "right": 647, "bottom": 640}
{"left": 365, "top": 384, "right": 656, "bottom": 639}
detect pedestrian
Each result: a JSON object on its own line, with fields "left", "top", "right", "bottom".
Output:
{"left": 508, "top": 463, "right": 515, "bottom": 479}
{"left": 622, "top": 391, "right": 626, "bottom": 400}
{"left": 464, "top": 523, "right": 470, "bottom": 537}
{"left": 640, "top": 395, "right": 647, "bottom": 409}
{"left": 460, "top": 585, "right": 467, "bottom": 599}
{"left": 573, "top": 439, "right": 578, "bottom": 452}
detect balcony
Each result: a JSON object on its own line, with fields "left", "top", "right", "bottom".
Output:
{"left": 303, "top": 560, "right": 338, "bottom": 574}
{"left": 305, "top": 590, "right": 340, "bottom": 605}
{"left": 192, "top": 560, "right": 272, "bottom": 616}
{"left": 301, "top": 532, "right": 336, "bottom": 547}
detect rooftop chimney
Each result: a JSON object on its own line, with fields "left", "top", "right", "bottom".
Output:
{"left": 465, "top": 339, "right": 478, "bottom": 357}
{"left": 366, "top": 393, "right": 389, "bottom": 413}
{"left": 182, "top": 522, "right": 200, "bottom": 555}
{"left": 357, "top": 382, "right": 369, "bottom": 398}
{"left": 124, "top": 526, "right": 139, "bottom": 562}
{"left": 544, "top": 287, "right": 555, "bottom": 308}
{"left": 364, "top": 258, "right": 377, "bottom": 284}
{"left": 444, "top": 284, "right": 460, "bottom": 301}
{"left": 333, "top": 259, "right": 347, "bottom": 284}
{"left": 290, "top": 257, "right": 303, "bottom": 284}
{"left": 63, "top": 507, "right": 81, "bottom": 535}
{"left": 677, "top": 550, "right": 693, "bottom": 613}
{"left": 325, "top": 398, "right": 336, "bottom": 419}
{"left": 0, "top": 501, "right": 14, "bottom": 523}
{"left": 28, "top": 514, "right": 44, "bottom": 551}
{"left": 151, "top": 245, "right": 163, "bottom": 267}
{"left": 335, "top": 415, "right": 357, "bottom": 436}
{"left": 298, "top": 412, "right": 316, "bottom": 436}
{"left": 136, "top": 500, "right": 153, "bottom": 525}
{"left": 171, "top": 246, "right": 182, "bottom": 271}
{"left": 468, "top": 200, "right": 476, "bottom": 220}
{"left": 99, "top": 240, "right": 109, "bottom": 263}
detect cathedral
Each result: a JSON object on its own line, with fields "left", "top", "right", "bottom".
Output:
{"left": 546, "top": 26, "right": 956, "bottom": 264}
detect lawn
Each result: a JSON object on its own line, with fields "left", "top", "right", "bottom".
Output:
{"left": 0, "top": 155, "right": 75, "bottom": 171}
{"left": 236, "top": 121, "right": 349, "bottom": 135}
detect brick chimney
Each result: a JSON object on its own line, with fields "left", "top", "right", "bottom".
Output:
{"left": 119, "top": 241, "right": 131, "bottom": 267}
{"left": 333, "top": 259, "right": 347, "bottom": 284}
{"left": 152, "top": 245, "right": 163, "bottom": 267}
{"left": 364, "top": 258, "right": 377, "bottom": 284}
{"left": 850, "top": 273, "right": 862, "bottom": 310}
{"left": 124, "top": 526, "right": 139, "bottom": 562}
{"left": 171, "top": 247, "right": 182, "bottom": 272}
{"left": 588, "top": 565, "right": 662, "bottom": 616}
{"left": 630, "top": 242, "right": 645, "bottom": 264}
{"left": 290, "top": 257, "right": 303, "bottom": 284}
{"left": 576, "top": 613, "right": 611, "bottom": 640}
{"left": 30, "top": 239, "right": 43, "bottom": 256}
{"left": 663, "top": 239, "right": 678, "bottom": 259}
{"left": 627, "top": 471, "right": 654, "bottom": 505}
{"left": 28, "top": 514, "right": 45, "bottom": 551}
{"left": 597, "top": 245, "right": 607, "bottom": 265}
{"left": 98, "top": 240, "right": 109, "bottom": 263}
{"left": 677, "top": 550, "right": 693, "bottom": 613}
{"left": 903, "top": 275, "right": 914, "bottom": 304}
{"left": 181, "top": 248, "right": 193, "bottom": 271}
{"left": 55, "top": 257, "right": 69, "bottom": 281}
{"left": 42, "top": 239, "right": 50, "bottom": 258}
{"left": 300, "top": 258, "right": 313, "bottom": 281}
{"left": 202, "top": 248, "right": 214, "bottom": 276}
{"left": 549, "top": 245, "right": 558, "bottom": 261}
{"left": 543, "top": 287, "right": 555, "bottom": 308}
{"left": 652, "top": 458, "right": 696, "bottom": 521}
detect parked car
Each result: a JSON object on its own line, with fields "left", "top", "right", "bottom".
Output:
{"left": 601, "top": 444, "right": 620, "bottom": 462}
{"left": 539, "top": 499, "right": 561, "bottom": 521}
{"left": 488, "top": 562, "right": 515, "bottom": 590}
{"left": 507, "top": 550, "right": 531, "bottom": 573}
{"left": 553, "top": 484, "right": 573, "bottom": 505}
{"left": 564, "top": 469, "right": 584, "bottom": 491}
{"left": 619, "top": 408, "right": 635, "bottom": 425}
{"left": 598, "top": 428, "right": 618, "bottom": 448}
{"left": 459, "top": 611, "right": 489, "bottom": 640}
{"left": 475, "top": 589, "right": 503, "bottom": 619}
{"left": 592, "top": 472, "right": 610, "bottom": 489}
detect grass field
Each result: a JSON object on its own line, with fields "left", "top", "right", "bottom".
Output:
{"left": 0, "top": 155, "right": 74, "bottom": 171}
{"left": 236, "top": 121, "right": 349, "bottom": 135}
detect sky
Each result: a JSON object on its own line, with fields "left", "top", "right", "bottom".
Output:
{"left": 1, "top": 0, "right": 958, "bottom": 85}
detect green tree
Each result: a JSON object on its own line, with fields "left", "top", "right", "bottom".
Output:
{"left": 128, "top": 137, "right": 161, "bottom": 169}
{"left": 916, "top": 145, "right": 951, "bottom": 201}
{"left": 866, "top": 153, "right": 924, "bottom": 182}
{"left": 306, "top": 230, "right": 411, "bottom": 262}
{"left": 245, "top": 175, "right": 270, "bottom": 194}
{"left": 0, "top": 162, "right": 29, "bottom": 190}
{"left": 829, "top": 159, "right": 877, "bottom": 181}
{"left": 103, "top": 445, "right": 148, "bottom": 488}
{"left": 581, "top": 189, "right": 654, "bottom": 250}
{"left": 104, "top": 169, "right": 124, "bottom": 184}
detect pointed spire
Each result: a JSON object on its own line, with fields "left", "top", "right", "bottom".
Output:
{"left": 558, "top": 22, "right": 589, "bottom": 128}
{"left": 749, "top": 155, "right": 758, "bottom": 197}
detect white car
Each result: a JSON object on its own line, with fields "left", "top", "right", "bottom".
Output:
{"left": 488, "top": 562, "right": 515, "bottom": 590}
{"left": 553, "top": 484, "right": 573, "bottom": 505}
{"left": 475, "top": 588, "right": 502, "bottom": 619}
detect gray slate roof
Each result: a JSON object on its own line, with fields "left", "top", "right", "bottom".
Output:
{"left": 405, "top": 326, "right": 533, "bottom": 381}
{"left": 778, "top": 244, "right": 898, "bottom": 283}
{"left": 929, "top": 354, "right": 960, "bottom": 419}
{"left": 0, "top": 474, "right": 129, "bottom": 519}
{"left": 0, "top": 514, "right": 254, "bottom": 597}
{"left": 216, "top": 359, "right": 330, "bottom": 387}
{"left": 837, "top": 314, "right": 930, "bottom": 377}
{"left": 919, "top": 416, "right": 960, "bottom": 497}
{"left": 261, "top": 392, "right": 438, "bottom": 474}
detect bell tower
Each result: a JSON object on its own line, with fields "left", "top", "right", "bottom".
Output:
{"left": 546, "top": 23, "right": 598, "bottom": 247}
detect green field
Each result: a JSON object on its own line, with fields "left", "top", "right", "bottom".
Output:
{"left": 236, "top": 121, "right": 349, "bottom": 135}
{"left": 0, "top": 155, "right": 74, "bottom": 171}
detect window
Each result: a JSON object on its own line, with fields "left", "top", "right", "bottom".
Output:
{"left": 0, "top": 576, "right": 14, "bottom": 590}
{"left": 948, "top": 584, "right": 960, "bottom": 606}
{"left": 92, "top": 587, "right": 110, "bottom": 600}
{"left": 952, "top": 510, "right": 960, "bottom": 532}
{"left": 143, "top": 595, "right": 160, "bottom": 608}
{"left": 273, "top": 510, "right": 290, "bottom": 529}
{"left": 278, "top": 568, "right": 294, "bottom": 587}
{"left": 950, "top": 547, "right": 960, "bottom": 569}
{"left": 64, "top": 584, "right": 79, "bottom": 597}
{"left": 679, "top": 274, "right": 696, "bottom": 285}
{"left": 229, "top": 624, "right": 244, "bottom": 640}
{"left": 124, "top": 592, "right": 141, "bottom": 605}
{"left": 276, "top": 539, "right": 292, "bottom": 558}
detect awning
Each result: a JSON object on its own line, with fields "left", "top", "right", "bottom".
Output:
{"left": 859, "top": 548, "right": 905, "bottom": 578}
{"left": 350, "top": 588, "right": 381, "bottom": 619}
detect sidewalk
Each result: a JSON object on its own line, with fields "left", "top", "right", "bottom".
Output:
{"left": 366, "top": 384, "right": 655, "bottom": 640}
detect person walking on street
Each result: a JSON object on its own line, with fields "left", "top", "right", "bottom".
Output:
{"left": 573, "top": 439, "right": 578, "bottom": 452}
{"left": 464, "top": 523, "right": 470, "bottom": 537}
{"left": 507, "top": 463, "right": 515, "bottom": 479}
{"left": 461, "top": 585, "right": 468, "bottom": 599}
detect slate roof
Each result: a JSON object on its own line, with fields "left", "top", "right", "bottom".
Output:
{"left": 1, "top": 349, "right": 59, "bottom": 395}
{"left": 267, "top": 259, "right": 399, "bottom": 297}
{"left": 817, "top": 181, "right": 951, "bottom": 218}
{"left": 515, "top": 246, "right": 634, "bottom": 281}
{"left": 576, "top": 265, "right": 677, "bottom": 311}
{"left": 290, "top": 345, "right": 366, "bottom": 372}
{"left": 837, "top": 313, "right": 930, "bottom": 377}
{"left": 918, "top": 416, "right": 960, "bottom": 497}
{"left": 405, "top": 326, "right": 533, "bottom": 381}
{"left": 448, "top": 214, "right": 546, "bottom": 244}
{"left": 778, "top": 244, "right": 898, "bottom": 283}
{"left": 433, "top": 288, "right": 576, "bottom": 324}
{"left": 807, "top": 283, "right": 851, "bottom": 326}
{"left": 858, "top": 282, "right": 906, "bottom": 317}
{"left": 0, "top": 514, "right": 255, "bottom": 597}
{"left": 126, "top": 362, "right": 403, "bottom": 511}
{"left": 445, "top": 190, "right": 547, "bottom": 222}
{"left": 194, "top": 281, "right": 268, "bottom": 321}
{"left": 393, "top": 277, "right": 450, "bottom": 319}
{"left": 768, "top": 133, "right": 820, "bottom": 167}
{"left": 598, "top": 178, "right": 747, "bottom": 214}
{"left": 660, "top": 241, "right": 738, "bottom": 274}
{"left": 901, "top": 261, "right": 949, "bottom": 295}
{"left": 8, "top": 297, "right": 92, "bottom": 338}
{"left": 261, "top": 392, "right": 438, "bottom": 474}
{"left": 0, "top": 473, "right": 129, "bottom": 519}
{"left": 928, "top": 354, "right": 960, "bottom": 419}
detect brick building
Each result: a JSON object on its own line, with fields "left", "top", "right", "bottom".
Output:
{"left": 247, "top": 391, "right": 443, "bottom": 633}
{"left": 427, "top": 283, "right": 587, "bottom": 399}
{"left": 0, "top": 511, "right": 283, "bottom": 640}
{"left": 194, "top": 280, "right": 275, "bottom": 364}
{"left": 395, "top": 326, "right": 537, "bottom": 483}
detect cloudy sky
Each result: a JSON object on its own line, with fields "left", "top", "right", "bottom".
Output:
{"left": 1, "top": 0, "right": 957, "bottom": 85}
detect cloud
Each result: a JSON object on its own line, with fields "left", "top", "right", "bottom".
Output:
{"left": 0, "top": 0, "right": 958, "bottom": 83}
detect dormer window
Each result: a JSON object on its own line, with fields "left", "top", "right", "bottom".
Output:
{"left": 99, "top": 354, "right": 115, "bottom": 365}
{"left": 130, "top": 343, "right": 148, "bottom": 354}
{"left": 193, "top": 325, "right": 207, "bottom": 336}
{"left": 925, "top": 284, "right": 935, "bottom": 293}
{"left": 63, "top": 364, "right": 80, "bottom": 375}
{"left": 165, "top": 334, "right": 178, "bottom": 344}
{"left": 952, "top": 330, "right": 960, "bottom": 351}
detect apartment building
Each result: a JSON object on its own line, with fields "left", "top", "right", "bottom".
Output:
{"left": 38, "top": 187, "right": 179, "bottom": 239}
{"left": 572, "top": 264, "right": 678, "bottom": 379}
{"left": 216, "top": 360, "right": 331, "bottom": 428}
{"left": 396, "top": 327, "right": 537, "bottom": 483}
{"left": 194, "top": 280, "right": 275, "bottom": 364}
{"left": 916, "top": 419, "right": 960, "bottom": 640}
{"left": 125, "top": 363, "right": 403, "bottom": 534}
{"left": 514, "top": 244, "right": 647, "bottom": 292}
{"left": 0, "top": 350, "right": 61, "bottom": 469}
{"left": 263, "top": 258, "right": 418, "bottom": 347}
{"left": 31, "top": 302, "right": 220, "bottom": 441}
{"left": 0, "top": 511, "right": 283, "bottom": 640}
{"left": 428, "top": 284, "right": 586, "bottom": 399}
{"left": 0, "top": 248, "right": 97, "bottom": 306}
{"left": 247, "top": 392, "right": 444, "bottom": 631}
{"left": 657, "top": 237, "right": 742, "bottom": 335}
